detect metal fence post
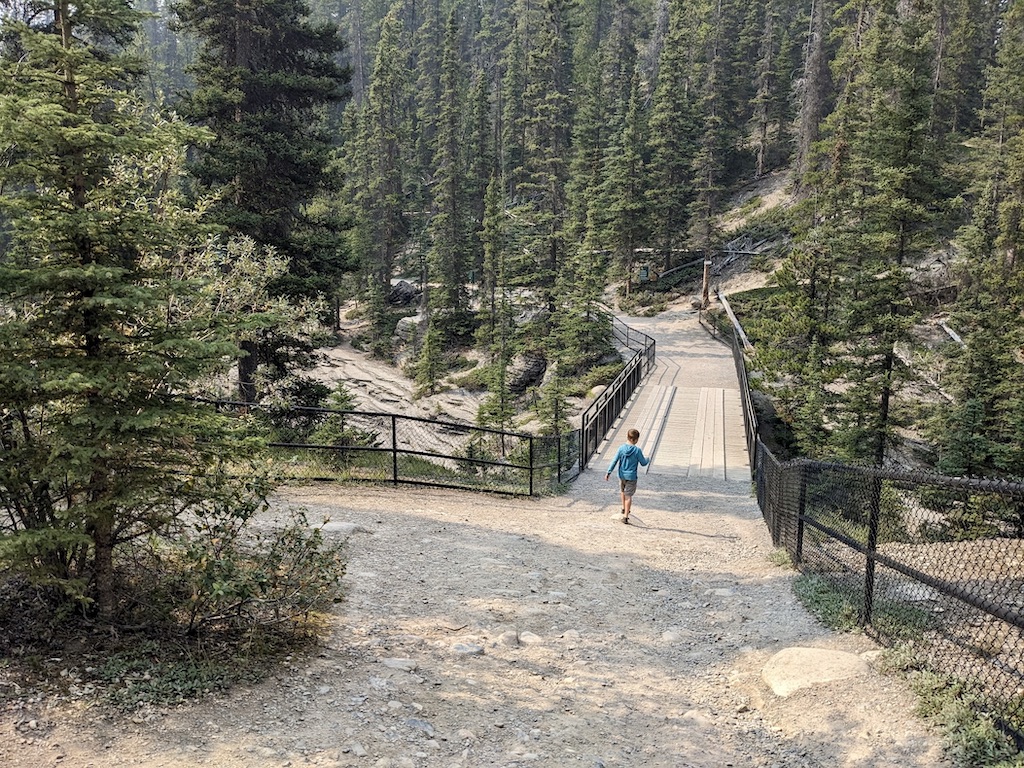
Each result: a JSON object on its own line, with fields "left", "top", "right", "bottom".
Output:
{"left": 529, "top": 435, "right": 535, "bottom": 496}
{"left": 863, "top": 476, "right": 882, "bottom": 626}
{"left": 391, "top": 415, "right": 398, "bottom": 486}
{"left": 795, "top": 465, "right": 807, "bottom": 566}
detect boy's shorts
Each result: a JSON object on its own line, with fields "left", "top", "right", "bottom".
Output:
{"left": 619, "top": 479, "right": 638, "bottom": 497}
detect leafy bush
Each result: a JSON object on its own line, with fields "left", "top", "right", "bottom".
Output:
{"left": 0, "top": 467, "right": 347, "bottom": 710}
{"left": 176, "top": 497, "right": 346, "bottom": 634}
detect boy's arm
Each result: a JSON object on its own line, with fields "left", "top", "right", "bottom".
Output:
{"left": 605, "top": 447, "right": 620, "bottom": 477}
{"left": 639, "top": 450, "right": 650, "bottom": 466}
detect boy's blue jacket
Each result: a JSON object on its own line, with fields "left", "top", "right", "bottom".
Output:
{"left": 606, "top": 443, "right": 650, "bottom": 480}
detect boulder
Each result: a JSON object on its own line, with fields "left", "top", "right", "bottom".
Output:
{"left": 393, "top": 314, "right": 422, "bottom": 344}
{"left": 507, "top": 352, "right": 547, "bottom": 393}
{"left": 388, "top": 279, "right": 420, "bottom": 307}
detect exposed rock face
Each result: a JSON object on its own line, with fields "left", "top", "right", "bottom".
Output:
{"left": 507, "top": 351, "right": 547, "bottom": 393}
{"left": 393, "top": 314, "right": 422, "bottom": 344}
{"left": 388, "top": 280, "right": 420, "bottom": 307}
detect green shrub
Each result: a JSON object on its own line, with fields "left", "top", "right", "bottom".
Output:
{"left": 177, "top": 499, "right": 346, "bottom": 634}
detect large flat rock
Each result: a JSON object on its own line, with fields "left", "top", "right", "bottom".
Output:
{"left": 762, "top": 646, "right": 871, "bottom": 697}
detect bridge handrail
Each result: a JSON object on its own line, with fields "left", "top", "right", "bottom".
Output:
{"left": 578, "top": 317, "right": 656, "bottom": 472}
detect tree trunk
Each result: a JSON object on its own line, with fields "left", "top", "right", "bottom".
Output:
{"left": 238, "top": 338, "right": 259, "bottom": 403}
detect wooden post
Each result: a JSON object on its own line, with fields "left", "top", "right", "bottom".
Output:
{"left": 701, "top": 259, "right": 712, "bottom": 308}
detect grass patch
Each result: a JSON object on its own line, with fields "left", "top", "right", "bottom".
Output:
{"left": 795, "top": 579, "right": 1021, "bottom": 766}
{"left": 792, "top": 573, "right": 861, "bottom": 632}
{"left": 768, "top": 547, "right": 794, "bottom": 568}
{"left": 907, "top": 669, "right": 1021, "bottom": 766}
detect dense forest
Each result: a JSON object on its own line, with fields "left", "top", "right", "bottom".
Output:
{"left": 142, "top": 0, "right": 1023, "bottom": 482}
{"left": 3, "top": 0, "right": 1024, "bottom": 616}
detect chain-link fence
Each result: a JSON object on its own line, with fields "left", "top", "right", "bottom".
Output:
{"left": 210, "top": 401, "right": 580, "bottom": 496}
{"left": 706, "top": 303, "right": 1024, "bottom": 741}
{"left": 757, "top": 449, "right": 1024, "bottom": 735}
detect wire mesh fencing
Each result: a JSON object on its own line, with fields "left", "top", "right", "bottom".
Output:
{"left": 758, "top": 446, "right": 1024, "bottom": 737}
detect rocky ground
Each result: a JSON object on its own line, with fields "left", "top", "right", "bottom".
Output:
{"left": 3, "top": 470, "right": 952, "bottom": 768}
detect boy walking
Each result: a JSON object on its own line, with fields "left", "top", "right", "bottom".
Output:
{"left": 605, "top": 428, "right": 650, "bottom": 524}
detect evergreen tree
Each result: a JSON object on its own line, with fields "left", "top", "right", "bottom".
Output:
{"left": 415, "top": 318, "right": 446, "bottom": 392}
{"left": 793, "top": 0, "right": 834, "bottom": 185}
{"left": 647, "top": 0, "right": 701, "bottom": 268}
{"left": 591, "top": 71, "right": 649, "bottom": 295}
{"left": 174, "top": 0, "right": 349, "bottom": 397}
{"left": 425, "top": 9, "right": 474, "bottom": 344}
{"left": 928, "top": 0, "right": 1001, "bottom": 139}
{"left": 512, "top": 0, "right": 573, "bottom": 321}
{"left": 0, "top": 0, "right": 256, "bottom": 619}
{"left": 748, "top": 0, "right": 802, "bottom": 177}
{"left": 934, "top": 0, "right": 1024, "bottom": 479}
{"left": 174, "top": 0, "right": 347, "bottom": 262}
{"left": 759, "top": 0, "right": 943, "bottom": 465}
{"left": 346, "top": 8, "right": 412, "bottom": 355}
{"left": 476, "top": 176, "right": 506, "bottom": 354}
{"left": 135, "top": 0, "right": 195, "bottom": 100}
{"left": 412, "top": 0, "right": 444, "bottom": 202}
{"left": 475, "top": 177, "right": 518, "bottom": 431}
{"left": 827, "top": 0, "right": 943, "bottom": 465}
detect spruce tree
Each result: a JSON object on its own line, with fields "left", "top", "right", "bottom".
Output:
{"left": 174, "top": 0, "right": 347, "bottom": 262}
{"left": 935, "top": 0, "right": 1024, "bottom": 479}
{"left": 591, "top": 71, "right": 649, "bottom": 296}
{"left": 0, "top": 0, "right": 255, "bottom": 619}
{"left": 425, "top": 9, "right": 474, "bottom": 345}
{"left": 346, "top": 8, "right": 412, "bottom": 355}
{"left": 827, "top": 0, "right": 943, "bottom": 465}
{"left": 647, "top": 0, "right": 701, "bottom": 268}
{"left": 512, "top": 0, "right": 573, "bottom": 320}
{"left": 174, "top": 0, "right": 349, "bottom": 397}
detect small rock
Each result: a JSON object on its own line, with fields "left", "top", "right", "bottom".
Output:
{"left": 452, "top": 643, "right": 484, "bottom": 655}
{"left": 405, "top": 717, "right": 435, "bottom": 737}
{"left": 382, "top": 658, "right": 418, "bottom": 672}
{"left": 497, "top": 631, "right": 520, "bottom": 647}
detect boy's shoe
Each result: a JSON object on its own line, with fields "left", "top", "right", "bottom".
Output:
{"left": 620, "top": 514, "right": 629, "bottom": 524}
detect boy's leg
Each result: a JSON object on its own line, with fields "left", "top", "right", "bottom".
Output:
{"left": 621, "top": 480, "right": 638, "bottom": 520}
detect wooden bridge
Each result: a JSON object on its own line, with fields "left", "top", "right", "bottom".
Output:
{"left": 590, "top": 308, "right": 750, "bottom": 482}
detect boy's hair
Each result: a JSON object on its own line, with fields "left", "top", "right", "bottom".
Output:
{"left": 627, "top": 428, "right": 640, "bottom": 442}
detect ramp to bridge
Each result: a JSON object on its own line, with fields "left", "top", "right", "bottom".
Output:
{"left": 590, "top": 310, "right": 750, "bottom": 483}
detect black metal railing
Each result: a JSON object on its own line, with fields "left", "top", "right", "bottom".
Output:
{"left": 203, "top": 315, "right": 655, "bottom": 497}
{"left": 708, "top": 303, "right": 1024, "bottom": 740}
{"left": 209, "top": 401, "right": 582, "bottom": 496}
{"left": 578, "top": 318, "right": 656, "bottom": 472}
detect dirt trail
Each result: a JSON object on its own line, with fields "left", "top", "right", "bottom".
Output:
{"left": 4, "top": 474, "right": 950, "bottom": 768}
{"left": 3, "top": 293, "right": 952, "bottom": 767}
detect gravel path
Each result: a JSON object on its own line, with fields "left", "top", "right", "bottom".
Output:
{"left": 6, "top": 473, "right": 951, "bottom": 768}
{"left": 4, "top": 295, "right": 954, "bottom": 767}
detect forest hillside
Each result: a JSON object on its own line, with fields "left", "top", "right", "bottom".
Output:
{"left": 4, "top": 5, "right": 1024, "bottom": 754}
{"left": 129, "top": 0, "right": 1024, "bottom": 477}
{"left": 1, "top": 0, "right": 1021, "bottom": 469}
